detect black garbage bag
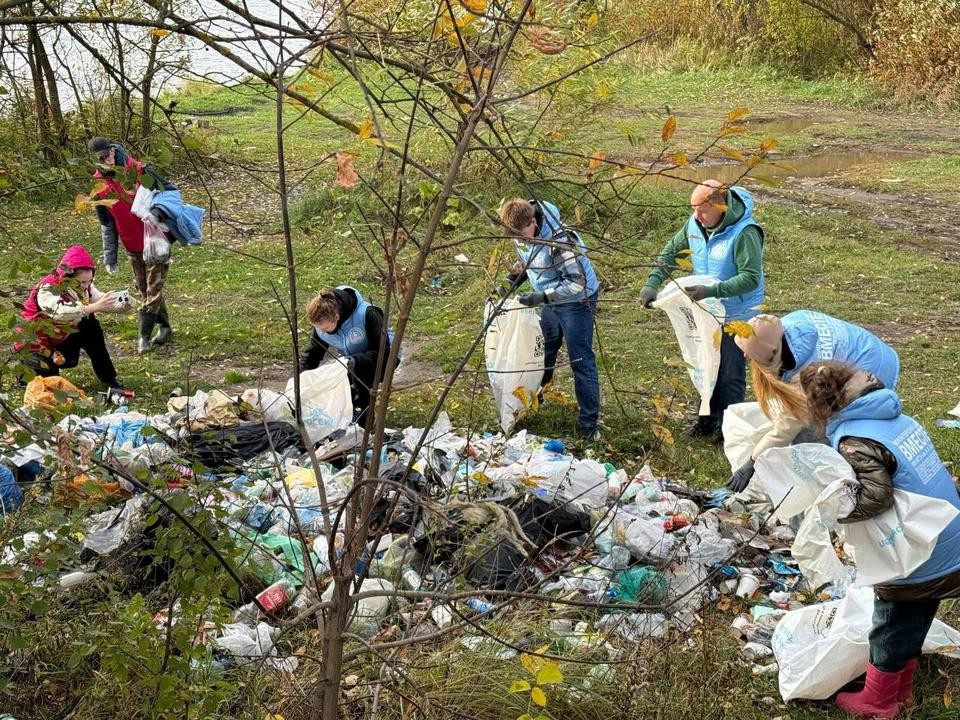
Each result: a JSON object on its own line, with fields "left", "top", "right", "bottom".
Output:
{"left": 183, "top": 421, "right": 303, "bottom": 470}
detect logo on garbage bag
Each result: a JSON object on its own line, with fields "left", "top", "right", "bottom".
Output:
{"left": 534, "top": 335, "right": 544, "bottom": 358}
{"left": 879, "top": 523, "right": 904, "bottom": 548}
{"left": 679, "top": 306, "right": 697, "bottom": 331}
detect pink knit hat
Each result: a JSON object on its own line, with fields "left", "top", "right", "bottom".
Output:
{"left": 735, "top": 314, "right": 784, "bottom": 367}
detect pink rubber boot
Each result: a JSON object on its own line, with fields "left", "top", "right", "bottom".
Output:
{"left": 836, "top": 663, "right": 901, "bottom": 718}
{"left": 896, "top": 658, "right": 918, "bottom": 705}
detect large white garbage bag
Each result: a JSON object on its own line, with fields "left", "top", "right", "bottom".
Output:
{"left": 484, "top": 300, "right": 544, "bottom": 433}
{"left": 651, "top": 275, "right": 725, "bottom": 415}
{"left": 285, "top": 362, "right": 353, "bottom": 443}
{"left": 773, "top": 586, "right": 960, "bottom": 701}
{"left": 722, "top": 402, "right": 773, "bottom": 472}
{"left": 755, "top": 443, "right": 855, "bottom": 522}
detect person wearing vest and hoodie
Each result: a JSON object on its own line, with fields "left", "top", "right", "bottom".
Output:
{"left": 798, "top": 360, "right": 960, "bottom": 719}
{"left": 499, "top": 198, "right": 602, "bottom": 440}
{"left": 88, "top": 137, "right": 176, "bottom": 354}
{"left": 301, "top": 286, "right": 392, "bottom": 422}
{"left": 641, "top": 180, "right": 765, "bottom": 443}
{"left": 726, "top": 310, "right": 900, "bottom": 492}
{"left": 15, "top": 245, "right": 129, "bottom": 389}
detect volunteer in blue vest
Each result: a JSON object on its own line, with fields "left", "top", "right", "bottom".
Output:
{"left": 301, "top": 286, "right": 392, "bottom": 422}
{"left": 727, "top": 310, "right": 900, "bottom": 491}
{"left": 499, "top": 198, "right": 602, "bottom": 440}
{"left": 799, "top": 360, "right": 960, "bottom": 719}
{"left": 640, "top": 179, "right": 765, "bottom": 442}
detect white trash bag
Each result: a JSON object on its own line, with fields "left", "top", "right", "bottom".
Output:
{"left": 755, "top": 443, "right": 855, "bottom": 522}
{"left": 483, "top": 299, "right": 544, "bottom": 433}
{"left": 652, "top": 275, "right": 725, "bottom": 415}
{"left": 241, "top": 388, "right": 295, "bottom": 424}
{"left": 773, "top": 586, "right": 960, "bottom": 701}
{"left": 285, "top": 362, "right": 353, "bottom": 443}
{"left": 722, "top": 402, "right": 773, "bottom": 472}
{"left": 130, "top": 183, "right": 156, "bottom": 220}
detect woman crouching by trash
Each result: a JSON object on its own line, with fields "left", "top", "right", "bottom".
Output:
{"left": 15, "top": 245, "right": 131, "bottom": 391}
{"left": 798, "top": 360, "right": 960, "bottom": 718}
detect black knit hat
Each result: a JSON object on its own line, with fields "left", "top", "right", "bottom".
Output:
{"left": 87, "top": 136, "right": 112, "bottom": 155}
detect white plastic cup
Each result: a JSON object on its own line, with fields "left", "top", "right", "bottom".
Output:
{"left": 729, "top": 614, "right": 752, "bottom": 638}
{"left": 735, "top": 573, "right": 760, "bottom": 598}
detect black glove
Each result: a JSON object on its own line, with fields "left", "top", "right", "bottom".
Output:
{"left": 518, "top": 292, "right": 547, "bottom": 307}
{"left": 727, "top": 458, "right": 756, "bottom": 493}
{"left": 345, "top": 356, "right": 356, "bottom": 372}
{"left": 686, "top": 285, "right": 709, "bottom": 302}
{"left": 639, "top": 286, "right": 658, "bottom": 308}
{"left": 494, "top": 283, "right": 511, "bottom": 299}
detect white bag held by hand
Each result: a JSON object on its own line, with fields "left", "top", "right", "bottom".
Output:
{"left": 142, "top": 220, "right": 171, "bottom": 265}
{"left": 773, "top": 586, "right": 960, "bottom": 701}
{"left": 755, "top": 443, "right": 855, "bottom": 522}
{"left": 483, "top": 299, "right": 544, "bottom": 433}
{"left": 722, "top": 401, "right": 773, "bottom": 472}
{"left": 131, "top": 184, "right": 156, "bottom": 220}
{"left": 652, "top": 275, "right": 725, "bottom": 415}
{"left": 285, "top": 362, "right": 353, "bottom": 443}
{"left": 845, "top": 488, "right": 959, "bottom": 587}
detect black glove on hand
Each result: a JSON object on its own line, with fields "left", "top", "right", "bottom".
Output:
{"left": 639, "top": 286, "right": 658, "bottom": 308}
{"left": 518, "top": 292, "right": 547, "bottom": 307}
{"left": 686, "top": 285, "right": 709, "bottom": 302}
{"left": 345, "top": 356, "right": 356, "bottom": 372}
{"left": 727, "top": 458, "right": 756, "bottom": 493}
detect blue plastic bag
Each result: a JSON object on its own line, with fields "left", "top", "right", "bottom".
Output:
{"left": 0, "top": 465, "right": 24, "bottom": 515}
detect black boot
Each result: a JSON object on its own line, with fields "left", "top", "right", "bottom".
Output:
{"left": 138, "top": 312, "right": 156, "bottom": 354}
{"left": 154, "top": 302, "right": 172, "bottom": 345}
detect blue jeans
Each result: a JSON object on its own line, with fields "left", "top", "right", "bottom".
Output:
{"left": 706, "top": 330, "right": 746, "bottom": 428}
{"left": 869, "top": 596, "right": 940, "bottom": 672}
{"left": 540, "top": 292, "right": 600, "bottom": 431}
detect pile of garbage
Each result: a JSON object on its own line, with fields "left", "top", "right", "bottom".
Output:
{"left": 3, "top": 382, "right": 960, "bottom": 702}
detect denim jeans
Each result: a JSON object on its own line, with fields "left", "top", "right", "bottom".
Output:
{"left": 869, "top": 596, "right": 941, "bottom": 672}
{"left": 539, "top": 292, "right": 600, "bottom": 431}
{"left": 706, "top": 330, "right": 746, "bottom": 428}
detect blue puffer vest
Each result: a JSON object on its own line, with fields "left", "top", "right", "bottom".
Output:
{"left": 315, "top": 286, "right": 372, "bottom": 356}
{"left": 781, "top": 310, "right": 900, "bottom": 389}
{"left": 514, "top": 200, "right": 600, "bottom": 302}
{"left": 687, "top": 186, "right": 764, "bottom": 321}
{"left": 828, "top": 389, "right": 960, "bottom": 586}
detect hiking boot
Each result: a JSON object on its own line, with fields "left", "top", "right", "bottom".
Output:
{"left": 682, "top": 416, "right": 719, "bottom": 439}
{"left": 576, "top": 425, "right": 601, "bottom": 442}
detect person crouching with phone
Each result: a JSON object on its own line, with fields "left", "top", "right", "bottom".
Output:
{"left": 15, "top": 245, "right": 131, "bottom": 391}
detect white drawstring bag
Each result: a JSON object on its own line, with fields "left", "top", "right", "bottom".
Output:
{"left": 483, "top": 299, "right": 544, "bottom": 433}
{"left": 130, "top": 184, "right": 156, "bottom": 220}
{"left": 285, "top": 362, "right": 353, "bottom": 443}
{"left": 652, "top": 275, "right": 725, "bottom": 415}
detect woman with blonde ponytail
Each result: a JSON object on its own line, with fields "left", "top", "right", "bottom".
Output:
{"left": 726, "top": 310, "right": 899, "bottom": 492}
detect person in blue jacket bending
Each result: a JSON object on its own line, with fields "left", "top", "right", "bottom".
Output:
{"left": 301, "top": 286, "right": 392, "bottom": 422}
{"left": 728, "top": 309, "right": 900, "bottom": 491}
{"left": 799, "top": 360, "right": 960, "bottom": 719}
{"left": 499, "top": 198, "right": 601, "bottom": 440}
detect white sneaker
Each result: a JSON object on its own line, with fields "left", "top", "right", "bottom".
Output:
{"left": 105, "top": 264, "right": 119, "bottom": 274}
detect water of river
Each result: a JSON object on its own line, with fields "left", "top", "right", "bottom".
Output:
{"left": 0, "top": 0, "right": 321, "bottom": 112}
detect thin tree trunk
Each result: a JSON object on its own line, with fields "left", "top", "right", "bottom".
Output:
{"left": 34, "top": 26, "right": 67, "bottom": 148}
{"left": 140, "top": 33, "right": 161, "bottom": 140}
{"left": 26, "top": 25, "right": 54, "bottom": 158}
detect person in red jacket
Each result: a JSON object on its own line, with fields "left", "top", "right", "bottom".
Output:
{"left": 15, "top": 245, "right": 129, "bottom": 389}
{"left": 88, "top": 137, "right": 175, "bottom": 353}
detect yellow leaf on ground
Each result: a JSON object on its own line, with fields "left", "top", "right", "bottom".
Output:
{"left": 508, "top": 680, "right": 532, "bottom": 693}
{"left": 587, "top": 152, "right": 606, "bottom": 171}
{"left": 530, "top": 687, "right": 547, "bottom": 707}
{"left": 536, "top": 665, "right": 564, "bottom": 685}
{"left": 945, "top": 682, "right": 953, "bottom": 708}
{"left": 661, "top": 115, "right": 677, "bottom": 142}
{"left": 651, "top": 423, "right": 674, "bottom": 445}
{"left": 546, "top": 129, "right": 564, "bottom": 140}
{"left": 596, "top": 81, "right": 612, "bottom": 100}
{"left": 586, "top": 11, "right": 599, "bottom": 27}
{"left": 726, "top": 107, "right": 749, "bottom": 122}
{"left": 460, "top": 0, "right": 487, "bottom": 12}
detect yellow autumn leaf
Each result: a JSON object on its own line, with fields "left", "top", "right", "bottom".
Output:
{"left": 74, "top": 194, "right": 91, "bottom": 212}
{"left": 536, "top": 665, "right": 564, "bottom": 685}
{"left": 713, "top": 328, "right": 722, "bottom": 351}
{"left": 513, "top": 386, "right": 532, "bottom": 409}
{"left": 587, "top": 152, "right": 606, "bottom": 171}
{"left": 149, "top": 29, "right": 171, "bottom": 38}
{"left": 486, "top": 243, "right": 501, "bottom": 279}
{"left": 460, "top": 0, "right": 487, "bottom": 12}
{"left": 509, "top": 680, "right": 532, "bottom": 693}
{"left": 669, "top": 150, "right": 689, "bottom": 167}
{"left": 520, "top": 653, "right": 543, "bottom": 675}
{"left": 307, "top": 68, "right": 336, "bottom": 85}
{"left": 574, "top": 203, "right": 583, "bottom": 224}
{"left": 357, "top": 119, "right": 375, "bottom": 140}
{"left": 661, "top": 115, "right": 677, "bottom": 142}
{"left": 675, "top": 257, "right": 693, "bottom": 271}
{"left": 760, "top": 137, "right": 779, "bottom": 153}
{"left": 723, "top": 320, "right": 754, "bottom": 338}
{"left": 726, "top": 107, "right": 749, "bottom": 122}
{"left": 945, "top": 682, "right": 953, "bottom": 708}
{"left": 719, "top": 124, "right": 747, "bottom": 137}
{"left": 652, "top": 394, "right": 669, "bottom": 417}
{"left": 718, "top": 145, "right": 745, "bottom": 161}
{"left": 677, "top": 248, "right": 693, "bottom": 255}
{"left": 530, "top": 687, "right": 547, "bottom": 707}
{"left": 651, "top": 423, "right": 674, "bottom": 445}
{"left": 546, "top": 129, "right": 564, "bottom": 140}
{"left": 586, "top": 11, "right": 599, "bottom": 27}
{"left": 264, "top": 715, "right": 285, "bottom": 720}
{"left": 596, "top": 81, "right": 612, "bottom": 100}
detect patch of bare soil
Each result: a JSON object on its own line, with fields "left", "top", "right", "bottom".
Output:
{"left": 393, "top": 339, "right": 444, "bottom": 391}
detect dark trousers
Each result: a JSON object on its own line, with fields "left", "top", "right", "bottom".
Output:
{"left": 25, "top": 316, "right": 119, "bottom": 387}
{"left": 539, "top": 292, "right": 600, "bottom": 431}
{"left": 705, "top": 331, "right": 746, "bottom": 428}
{"left": 869, "top": 596, "right": 940, "bottom": 672}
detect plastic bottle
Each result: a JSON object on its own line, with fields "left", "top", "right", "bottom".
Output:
{"left": 401, "top": 568, "right": 423, "bottom": 590}
{"left": 464, "top": 597, "right": 496, "bottom": 614}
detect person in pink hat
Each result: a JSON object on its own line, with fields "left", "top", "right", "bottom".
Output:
{"left": 14, "top": 245, "right": 131, "bottom": 389}
{"left": 728, "top": 309, "right": 899, "bottom": 491}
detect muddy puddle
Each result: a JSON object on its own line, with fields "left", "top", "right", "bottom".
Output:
{"left": 640, "top": 150, "right": 922, "bottom": 191}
